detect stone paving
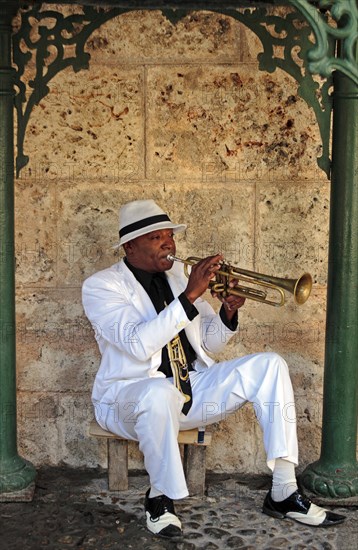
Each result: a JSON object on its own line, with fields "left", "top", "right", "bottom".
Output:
{"left": 0, "top": 468, "right": 357, "bottom": 550}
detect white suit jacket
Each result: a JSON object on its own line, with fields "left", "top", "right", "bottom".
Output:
{"left": 82, "top": 259, "right": 238, "bottom": 404}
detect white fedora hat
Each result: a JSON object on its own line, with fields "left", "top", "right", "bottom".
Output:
{"left": 114, "top": 199, "right": 186, "bottom": 247}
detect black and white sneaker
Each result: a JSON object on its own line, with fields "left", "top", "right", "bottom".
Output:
{"left": 144, "top": 489, "right": 182, "bottom": 538}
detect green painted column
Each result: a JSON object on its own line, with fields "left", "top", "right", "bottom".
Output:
{"left": 0, "top": 1, "right": 36, "bottom": 497}
{"left": 301, "top": 67, "right": 358, "bottom": 497}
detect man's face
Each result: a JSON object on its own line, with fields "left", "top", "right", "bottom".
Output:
{"left": 124, "top": 228, "right": 176, "bottom": 272}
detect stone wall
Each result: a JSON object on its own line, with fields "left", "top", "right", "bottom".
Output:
{"left": 15, "top": 5, "right": 329, "bottom": 475}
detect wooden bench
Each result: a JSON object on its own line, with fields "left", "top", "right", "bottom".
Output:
{"left": 89, "top": 419, "right": 212, "bottom": 496}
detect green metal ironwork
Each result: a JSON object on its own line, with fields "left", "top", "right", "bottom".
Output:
{"left": 290, "top": 0, "right": 358, "bottom": 85}
{"left": 13, "top": 2, "right": 334, "bottom": 177}
{"left": 13, "top": 4, "right": 125, "bottom": 176}
{"left": 0, "top": 0, "right": 36, "bottom": 496}
{"left": 288, "top": 0, "right": 358, "bottom": 500}
{"left": 300, "top": 68, "right": 358, "bottom": 499}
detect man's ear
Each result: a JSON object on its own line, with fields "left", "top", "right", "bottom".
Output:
{"left": 123, "top": 241, "right": 133, "bottom": 256}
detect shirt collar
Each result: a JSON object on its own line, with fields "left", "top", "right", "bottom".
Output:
{"left": 124, "top": 258, "right": 167, "bottom": 293}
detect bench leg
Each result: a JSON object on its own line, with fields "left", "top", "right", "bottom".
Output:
{"left": 183, "top": 445, "right": 206, "bottom": 496}
{"left": 108, "top": 439, "right": 128, "bottom": 491}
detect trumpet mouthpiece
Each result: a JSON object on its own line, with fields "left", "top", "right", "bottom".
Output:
{"left": 167, "top": 254, "right": 175, "bottom": 261}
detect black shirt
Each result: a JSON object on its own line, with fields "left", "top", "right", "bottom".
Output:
{"left": 124, "top": 259, "right": 198, "bottom": 376}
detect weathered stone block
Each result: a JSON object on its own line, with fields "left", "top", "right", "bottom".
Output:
{"left": 21, "top": 65, "right": 144, "bottom": 181}
{"left": 87, "top": 11, "right": 247, "bottom": 64}
{"left": 256, "top": 180, "right": 330, "bottom": 284}
{"left": 147, "top": 65, "right": 322, "bottom": 182}
{"left": 15, "top": 177, "right": 58, "bottom": 287}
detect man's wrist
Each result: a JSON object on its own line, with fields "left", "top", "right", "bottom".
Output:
{"left": 179, "top": 292, "right": 199, "bottom": 321}
{"left": 220, "top": 305, "right": 238, "bottom": 331}
{"left": 183, "top": 290, "right": 197, "bottom": 304}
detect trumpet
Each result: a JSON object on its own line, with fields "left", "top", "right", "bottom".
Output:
{"left": 167, "top": 254, "right": 312, "bottom": 307}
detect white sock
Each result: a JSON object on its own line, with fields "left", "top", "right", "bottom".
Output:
{"left": 149, "top": 486, "right": 163, "bottom": 498}
{"left": 271, "top": 458, "right": 298, "bottom": 502}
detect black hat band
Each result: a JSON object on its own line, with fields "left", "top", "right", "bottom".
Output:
{"left": 120, "top": 214, "right": 171, "bottom": 238}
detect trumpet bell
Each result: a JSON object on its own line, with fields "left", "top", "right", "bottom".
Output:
{"left": 270, "top": 272, "right": 312, "bottom": 305}
{"left": 292, "top": 273, "right": 313, "bottom": 305}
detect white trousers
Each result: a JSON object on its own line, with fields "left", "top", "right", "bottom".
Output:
{"left": 95, "top": 352, "right": 299, "bottom": 499}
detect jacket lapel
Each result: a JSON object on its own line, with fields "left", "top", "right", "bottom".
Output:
{"left": 119, "top": 261, "right": 158, "bottom": 319}
{"left": 166, "top": 265, "right": 202, "bottom": 351}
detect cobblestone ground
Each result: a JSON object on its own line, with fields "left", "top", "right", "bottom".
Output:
{"left": 0, "top": 468, "right": 357, "bottom": 550}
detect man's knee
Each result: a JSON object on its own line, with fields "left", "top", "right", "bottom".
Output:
{"left": 141, "top": 380, "right": 183, "bottom": 417}
{"left": 263, "top": 352, "right": 289, "bottom": 375}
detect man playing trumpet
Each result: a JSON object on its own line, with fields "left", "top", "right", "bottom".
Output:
{"left": 82, "top": 199, "right": 345, "bottom": 538}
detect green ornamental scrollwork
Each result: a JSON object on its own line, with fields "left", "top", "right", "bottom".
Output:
{"left": 13, "top": 2, "right": 354, "bottom": 178}
{"left": 290, "top": 0, "right": 358, "bottom": 85}
{"left": 12, "top": 4, "right": 122, "bottom": 176}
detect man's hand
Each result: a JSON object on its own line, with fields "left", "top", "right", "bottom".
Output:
{"left": 212, "top": 279, "right": 246, "bottom": 321}
{"left": 184, "top": 254, "right": 223, "bottom": 304}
